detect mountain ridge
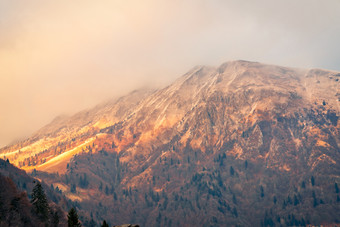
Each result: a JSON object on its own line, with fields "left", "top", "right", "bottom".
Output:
{"left": 1, "top": 60, "right": 338, "bottom": 145}
{"left": 1, "top": 60, "right": 339, "bottom": 171}
{"left": 0, "top": 60, "right": 339, "bottom": 226}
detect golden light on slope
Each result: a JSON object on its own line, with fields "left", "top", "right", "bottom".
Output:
{"left": 21, "top": 137, "right": 96, "bottom": 174}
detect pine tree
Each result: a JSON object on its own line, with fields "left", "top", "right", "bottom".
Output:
{"left": 31, "top": 181, "right": 49, "bottom": 221}
{"left": 260, "top": 185, "right": 264, "bottom": 198}
{"left": 311, "top": 176, "right": 315, "bottom": 186}
{"left": 293, "top": 194, "right": 299, "bottom": 206}
{"left": 101, "top": 220, "right": 109, "bottom": 227}
{"left": 230, "top": 166, "right": 234, "bottom": 176}
{"left": 335, "top": 182, "right": 339, "bottom": 193}
{"left": 68, "top": 207, "right": 81, "bottom": 227}
{"left": 89, "top": 218, "right": 96, "bottom": 226}
{"left": 273, "top": 196, "right": 277, "bottom": 204}
{"left": 301, "top": 181, "right": 306, "bottom": 189}
{"left": 52, "top": 211, "right": 60, "bottom": 227}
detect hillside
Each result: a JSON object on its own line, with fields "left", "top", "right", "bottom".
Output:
{"left": 0, "top": 173, "right": 44, "bottom": 227}
{"left": 0, "top": 89, "right": 154, "bottom": 173}
{"left": 1, "top": 60, "right": 340, "bottom": 226}
{"left": 0, "top": 159, "right": 68, "bottom": 226}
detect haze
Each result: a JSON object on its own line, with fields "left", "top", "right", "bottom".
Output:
{"left": 0, "top": 0, "right": 339, "bottom": 148}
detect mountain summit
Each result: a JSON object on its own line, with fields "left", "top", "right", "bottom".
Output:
{"left": 1, "top": 60, "right": 339, "bottom": 226}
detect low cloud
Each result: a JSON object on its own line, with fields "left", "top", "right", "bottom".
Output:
{"left": 0, "top": 0, "right": 339, "bottom": 147}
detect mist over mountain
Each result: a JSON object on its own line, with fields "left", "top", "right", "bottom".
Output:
{"left": 1, "top": 60, "right": 339, "bottom": 226}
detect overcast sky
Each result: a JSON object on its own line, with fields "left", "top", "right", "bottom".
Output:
{"left": 0, "top": 0, "right": 339, "bottom": 147}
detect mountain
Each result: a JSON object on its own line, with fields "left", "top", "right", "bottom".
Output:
{"left": 1, "top": 60, "right": 340, "bottom": 226}
{"left": 0, "top": 88, "right": 154, "bottom": 173}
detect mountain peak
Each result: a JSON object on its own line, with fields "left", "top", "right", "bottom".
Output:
{"left": 1, "top": 60, "right": 339, "bottom": 226}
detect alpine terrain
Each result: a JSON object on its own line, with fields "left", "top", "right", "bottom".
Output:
{"left": 1, "top": 60, "right": 340, "bottom": 226}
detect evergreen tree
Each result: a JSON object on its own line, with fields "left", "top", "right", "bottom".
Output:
{"left": 335, "top": 182, "right": 339, "bottom": 193}
{"left": 232, "top": 194, "right": 237, "bottom": 204}
{"left": 101, "top": 220, "right": 109, "bottom": 227}
{"left": 52, "top": 211, "right": 60, "bottom": 227}
{"left": 31, "top": 181, "right": 49, "bottom": 221}
{"left": 273, "top": 196, "right": 277, "bottom": 204}
{"left": 301, "top": 181, "right": 306, "bottom": 189}
{"left": 311, "top": 176, "right": 315, "bottom": 186}
{"left": 293, "top": 194, "right": 299, "bottom": 206}
{"left": 89, "top": 218, "right": 96, "bottom": 227}
{"left": 79, "top": 173, "right": 89, "bottom": 188}
{"left": 71, "top": 183, "right": 77, "bottom": 193}
{"left": 232, "top": 207, "right": 238, "bottom": 217}
{"left": 105, "top": 185, "right": 109, "bottom": 195}
{"left": 230, "top": 166, "right": 234, "bottom": 176}
{"left": 260, "top": 186, "right": 264, "bottom": 198}
{"left": 68, "top": 207, "right": 81, "bottom": 227}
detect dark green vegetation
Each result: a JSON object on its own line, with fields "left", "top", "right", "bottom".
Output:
{"left": 68, "top": 207, "right": 81, "bottom": 227}
{"left": 0, "top": 159, "right": 68, "bottom": 226}
{"left": 31, "top": 182, "right": 50, "bottom": 222}
{"left": 0, "top": 159, "right": 70, "bottom": 210}
{"left": 0, "top": 174, "right": 43, "bottom": 227}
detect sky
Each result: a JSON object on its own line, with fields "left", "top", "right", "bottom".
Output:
{"left": 0, "top": 0, "right": 340, "bottom": 147}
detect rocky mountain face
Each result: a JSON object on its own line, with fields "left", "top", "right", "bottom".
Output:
{"left": 1, "top": 60, "right": 340, "bottom": 226}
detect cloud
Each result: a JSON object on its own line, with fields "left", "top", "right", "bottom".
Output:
{"left": 0, "top": 0, "right": 339, "bottom": 147}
